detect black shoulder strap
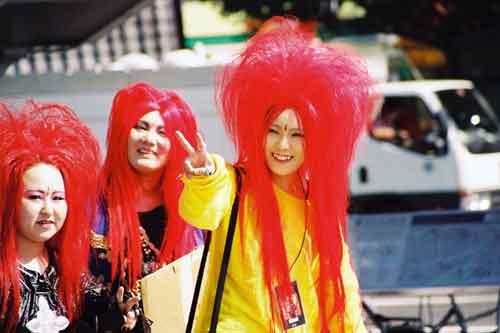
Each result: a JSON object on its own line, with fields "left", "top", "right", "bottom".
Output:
{"left": 186, "top": 167, "right": 242, "bottom": 333}
{"left": 185, "top": 232, "right": 210, "bottom": 333}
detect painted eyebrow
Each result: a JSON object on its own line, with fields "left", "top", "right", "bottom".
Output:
{"left": 24, "top": 190, "right": 66, "bottom": 194}
{"left": 24, "top": 190, "right": 45, "bottom": 195}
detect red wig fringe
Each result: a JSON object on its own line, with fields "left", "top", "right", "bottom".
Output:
{"left": 100, "top": 82, "right": 199, "bottom": 287}
{"left": 216, "top": 17, "right": 374, "bottom": 331}
{"left": 0, "top": 100, "right": 101, "bottom": 330}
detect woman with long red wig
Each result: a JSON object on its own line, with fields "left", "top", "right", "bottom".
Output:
{"left": 177, "top": 17, "right": 373, "bottom": 332}
{"left": 0, "top": 100, "right": 101, "bottom": 332}
{"left": 91, "top": 81, "right": 202, "bottom": 330}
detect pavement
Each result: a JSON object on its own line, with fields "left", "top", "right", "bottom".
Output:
{"left": 363, "top": 293, "right": 499, "bottom": 333}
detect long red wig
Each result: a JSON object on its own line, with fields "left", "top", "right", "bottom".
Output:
{"left": 100, "top": 82, "right": 199, "bottom": 287}
{"left": 0, "top": 100, "right": 101, "bottom": 330}
{"left": 216, "top": 17, "right": 373, "bottom": 331}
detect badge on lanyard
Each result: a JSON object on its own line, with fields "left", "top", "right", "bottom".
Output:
{"left": 275, "top": 281, "right": 306, "bottom": 329}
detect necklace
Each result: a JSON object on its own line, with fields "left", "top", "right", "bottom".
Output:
{"left": 288, "top": 178, "right": 310, "bottom": 273}
{"left": 288, "top": 208, "right": 308, "bottom": 273}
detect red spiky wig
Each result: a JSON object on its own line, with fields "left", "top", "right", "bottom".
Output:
{"left": 100, "top": 82, "right": 199, "bottom": 287}
{"left": 216, "top": 17, "right": 373, "bottom": 331}
{"left": 0, "top": 100, "right": 101, "bottom": 330}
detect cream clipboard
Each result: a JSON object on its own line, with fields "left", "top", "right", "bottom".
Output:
{"left": 141, "top": 246, "right": 203, "bottom": 333}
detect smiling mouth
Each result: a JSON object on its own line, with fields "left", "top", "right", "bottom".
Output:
{"left": 36, "top": 220, "right": 55, "bottom": 225}
{"left": 137, "top": 148, "right": 156, "bottom": 156}
{"left": 272, "top": 152, "right": 293, "bottom": 162}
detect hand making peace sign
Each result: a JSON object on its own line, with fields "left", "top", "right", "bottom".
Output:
{"left": 176, "top": 131, "right": 215, "bottom": 177}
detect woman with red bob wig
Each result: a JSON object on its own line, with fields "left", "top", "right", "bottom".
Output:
{"left": 177, "top": 17, "right": 373, "bottom": 332}
{"left": 90, "top": 82, "right": 202, "bottom": 330}
{"left": 0, "top": 100, "right": 101, "bottom": 332}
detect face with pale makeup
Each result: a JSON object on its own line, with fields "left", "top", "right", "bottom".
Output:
{"left": 16, "top": 163, "right": 68, "bottom": 245}
{"left": 127, "top": 110, "right": 171, "bottom": 176}
{"left": 264, "top": 108, "right": 305, "bottom": 186}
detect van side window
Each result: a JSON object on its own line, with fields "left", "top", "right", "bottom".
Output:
{"left": 371, "top": 96, "right": 445, "bottom": 155}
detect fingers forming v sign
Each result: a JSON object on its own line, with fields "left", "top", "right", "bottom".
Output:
{"left": 176, "top": 131, "right": 215, "bottom": 177}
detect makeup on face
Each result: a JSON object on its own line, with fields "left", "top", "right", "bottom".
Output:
{"left": 17, "top": 163, "right": 68, "bottom": 245}
{"left": 265, "top": 108, "right": 305, "bottom": 189}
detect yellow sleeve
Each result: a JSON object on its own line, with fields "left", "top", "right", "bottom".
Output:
{"left": 341, "top": 244, "right": 367, "bottom": 333}
{"left": 179, "top": 154, "right": 235, "bottom": 230}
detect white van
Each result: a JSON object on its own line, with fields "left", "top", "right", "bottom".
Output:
{"left": 350, "top": 80, "right": 500, "bottom": 212}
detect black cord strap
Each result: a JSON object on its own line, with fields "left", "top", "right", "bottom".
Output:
{"left": 185, "top": 232, "right": 211, "bottom": 333}
{"left": 186, "top": 168, "right": 242, "bottom": 333}
{"left": 209, "top": 167, "right": 241, "bottom": 332}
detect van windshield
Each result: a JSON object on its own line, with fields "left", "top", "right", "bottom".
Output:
{"left": 438, "top": 88, "right": 500, "bottom": 154}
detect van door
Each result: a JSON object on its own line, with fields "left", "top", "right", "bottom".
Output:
{"left": 350, "top": 95, "right": 459, "bottom": 212}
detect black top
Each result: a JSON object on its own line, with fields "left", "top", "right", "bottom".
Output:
{"left": 138, "top": 205, "right": 167, "bottom": 276}
{"left": 138, "top": 205, "right": 166, "bottom": 250}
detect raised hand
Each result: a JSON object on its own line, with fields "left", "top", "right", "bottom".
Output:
{"left": 116, "top": 286, "right": 140, "bottom": 330}
{"left": 176, "top": 131, "right": 215, "bottom": 177}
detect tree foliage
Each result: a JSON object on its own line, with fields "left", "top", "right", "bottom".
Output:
{"left": 204, "top": 0, "right": 500, "bottom": 78}
{"left": 200, "top": 0, "right": 336, "bottom": 22}
{"left": 204, "top": 0, "right": 500, "bottom": 49}
{"left": 357, "top": 0, "right": 500, "bottom": 49}
{"left": 356, "top": 0, "right": 500, "bottom": 77}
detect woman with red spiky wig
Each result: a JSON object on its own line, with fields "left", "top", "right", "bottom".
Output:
{"left": 0, "top": 100, "right": 101, "bottom": 332}
{"left": 177, "top": 17, "right": 373, "bottom": 332}
{"left": 90, "top": 82, "right": 203, "bottom": 331}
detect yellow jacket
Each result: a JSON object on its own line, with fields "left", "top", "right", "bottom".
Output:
{"left": 180, "top": 155, "right": 366, "bottom": 333}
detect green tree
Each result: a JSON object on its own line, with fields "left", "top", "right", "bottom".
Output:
{"left": 200, "top": 0, "right": 336, "bottom": 22}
